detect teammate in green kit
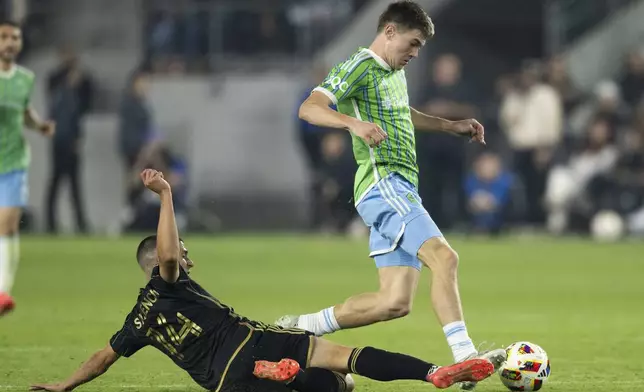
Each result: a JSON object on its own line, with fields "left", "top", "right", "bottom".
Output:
{"left": 0, "top": 20, "right": 55, "bottom": 316}
{"left": 276, "top": 2, "right": 504, "bottom": 390}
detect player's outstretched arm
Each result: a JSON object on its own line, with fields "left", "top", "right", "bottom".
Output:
{"left": 140, "top": 169, "right": 182, "bottom": 283}
{"left": 300, "top": 91, "right": 387, "bottom": 147}
{"left": 30, "top": 344, "right": 120, "bottom": 391}
{"left": 24, "top": 106, "right": 55, "bottom": 137}
{"left": 410, "top": 107, "right": 485, "bottom": 145}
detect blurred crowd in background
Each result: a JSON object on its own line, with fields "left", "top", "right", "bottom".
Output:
{"left": 9, "top": 0, "right": 644, "bottom": 238}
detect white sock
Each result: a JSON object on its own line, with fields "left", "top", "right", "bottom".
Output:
{"left": 443, "top": 321, "right": 477, "bottom": 362}
{"left": 10, "top": 235, "right": 19, "bottom": 291}
{"left": 296, "top": 307, "right": 341, "bottom": 336}
{"left": 0, "top": 236, "right": 14, "bottom": 294}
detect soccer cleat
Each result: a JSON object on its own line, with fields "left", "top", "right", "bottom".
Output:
{"left": 274, "top": 315, "right": 301, "bottom": 329}
{"left": 253, "top": 358, "right": 301, "bottom": 384}
{"left": 343, "top": 373, "right": 355, "bottom": 392}
{"left": 0, "top": 292, "right": 15, "bottom": 316}
{"left": 459, "top": 348, "right": 507, "bottom": 390}
{"left": 426, "top": 358, "right": 495, "bottom": 389}
{"left": 274, "top": 315, "right": 299, "bottom": 329}
{"left": 332, "top": 372, "right": 355, "bottom": 392}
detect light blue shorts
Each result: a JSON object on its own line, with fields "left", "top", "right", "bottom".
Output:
{"left": 0, "top": 170, "right": 28, "bottom": 207}
{"left": 356, "top": 173, "right": 442, "bottom": 271}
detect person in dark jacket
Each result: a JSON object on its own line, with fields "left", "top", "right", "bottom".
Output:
{"left": 45, "top": 48, "right": 93, "bottom": 234}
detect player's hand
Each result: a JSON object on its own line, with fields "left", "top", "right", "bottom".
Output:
{"left": 451, "top": 119, "right": 485, "bottom": 145}
{"left": 349, "top": 119, "right": 387, "bottom": 147}
{"left": 30, "top": 383, "right": 69, "bottom": 392}
{"left": 140, "top": 168, "right": 171, "bottom": 194}
{"left": 39, "top": 120, "right": 56, "bottom": 138}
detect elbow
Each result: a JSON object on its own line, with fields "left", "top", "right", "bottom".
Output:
{"left": 157, "top": 242, "right": 181, "bottom": 267}
{"left": 298, "top": 102, "right": 310, "bottom": 122}
{"left": 157, "top": 252, "right": 180, "bottom": 268}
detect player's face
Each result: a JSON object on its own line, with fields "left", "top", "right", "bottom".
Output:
{"left": 179, "top": 241, "right": 194, "bottom": 273}
{"left": 0, "top": 26, "right": 22, "bottom": 63}
{"left": 386, "top": 26, "right": 426, "bottom": 70}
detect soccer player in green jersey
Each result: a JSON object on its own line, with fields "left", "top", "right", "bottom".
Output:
{"left": 276, "top": 2, "right": 504, "bottom": 390}
{"left": 0, "top": 20, "right": 55, "bottom": 316}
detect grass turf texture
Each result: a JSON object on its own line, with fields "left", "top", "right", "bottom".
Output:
{"left": 1, "top": 235, "right": 643, "bottom": 391}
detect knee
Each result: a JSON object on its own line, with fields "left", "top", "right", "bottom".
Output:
{"left": 418, "top": 240, "right": 459, "bottom": 273}
{"left": 0, "top": 218, "right": 19, "bottom": 236}
{"left": 378, "top": 293, "right": 412, "bottom": 320}
{"left": 0, "top": 226, "right": 17, "bottom": 236}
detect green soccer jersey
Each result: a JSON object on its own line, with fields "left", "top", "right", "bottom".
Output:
{"left": 0, "top": 65, "right": 35, "bottom": 174}
{"left": 315, "top": 47, "right": 418, "bottom": 204}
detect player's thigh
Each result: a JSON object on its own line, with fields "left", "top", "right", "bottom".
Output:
{"left": 359, "top": 174, "right": 442, "bottom": 262}
{"left": 308, "top": 337, "right": 353, "bottom": 373}
{"left": 253, "top": 329, "right": 315, "bottom": 369}
{"left": 377, "top": 264, "right": 420, "bottom": 311}
{"left": 0, "top": 208, "right": 21, "bottom": 234}
{"left": 221, "top": 329, "right": 312, "bottom": 388}
{"left": 0, "top": 170, "right": 27, "bottom": 234}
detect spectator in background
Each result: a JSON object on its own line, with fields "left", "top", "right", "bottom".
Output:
{"left": 569, "top": 80, "right": 630, "bottom": 139}
{"left": 45, "top": 47, "right": 94, "bottom": 234}
{"left": 318, "top": 131, "right": 356, "bottom": 233}
{"left": 500, "top": 60, "right": 563, "bottom": 226}
{"left": 297, "top": 66, "right": 336, "bottom": 230}
{"left": 417, "top": 53, "right": 479, "bottom": 229}
{"left": 634, "top": 100, "right": 644, "bottom": 134}
{"left": 118, "top": 70, "right": 160, "bottom": 205}
{"left": 544, "top": 118, "right": 618, "bottom": 234}
{"left": 464, "top": 152, "right": 514, "bottom": 235}
{"left": 546, "top": 55, "right": 583, "bottom": 115}
{"left": 146, "top": 2, "right": 179, "bottom": 72}
{"left": 587, "top": 114, "right": 644, "bottom": 231}
{"left": 124, "top": 145, "right": 188, "bottom": 232}
{"left": 480, "top": 74, "right": 514, "bottom": 150}
{"left": 619, "top": 49, "right": 644, "bottom": 108}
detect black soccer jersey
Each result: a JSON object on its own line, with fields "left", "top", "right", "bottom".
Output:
{"left": 110, "top": 266, "right": 258, "bottom": 390}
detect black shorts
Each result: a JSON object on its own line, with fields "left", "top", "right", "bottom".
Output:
{"left": 216, "top": 324, "right": 314, "bottom": 390}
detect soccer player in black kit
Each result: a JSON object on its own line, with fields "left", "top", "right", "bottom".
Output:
{"left": 30, "top": 169, "right": 496, "bottom": 392}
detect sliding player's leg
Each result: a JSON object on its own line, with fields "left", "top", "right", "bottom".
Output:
{"left": 254, "top": 337, "right": 496, "bottom": 389}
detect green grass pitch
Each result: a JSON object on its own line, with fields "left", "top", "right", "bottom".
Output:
{"left": 1, "top": 235, "right": 643, "bottom": 391}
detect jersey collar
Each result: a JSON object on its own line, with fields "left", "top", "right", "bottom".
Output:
{"left": 0, "top": 64, "right": 16, "bottom": 78}
{"left": 362, "top": 48, "right": 392, "bottom": 71}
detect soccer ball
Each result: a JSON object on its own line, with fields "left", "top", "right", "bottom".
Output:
{"left": 498, "top": 342, "right": 550, "bottom": 391}
{"left": 590, "top": 210, "right": 625, "bottom": 242}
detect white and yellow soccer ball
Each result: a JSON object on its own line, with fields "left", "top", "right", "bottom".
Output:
{"left": 499, "top": 342, "right": 550, "bottom": 391}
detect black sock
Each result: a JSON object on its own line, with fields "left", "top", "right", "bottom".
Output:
{"left": 289, "top": 368, "right": 346, "bottom": 392}
{"left": 347, "top": 346, "right": 437, "bottom": 382}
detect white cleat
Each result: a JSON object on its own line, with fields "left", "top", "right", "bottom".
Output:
{"left": 274, "top": 315, "right": 300, "bottom": 329}
{"left": 459, "top": 348, "right": 507, "bottom": 390}
{"left": 340, "top": 373, "right": 355, "bottom": 392}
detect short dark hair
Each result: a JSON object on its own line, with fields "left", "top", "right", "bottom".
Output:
{"left": 0, "top": 20, "right": 21, "bottom": 29}
{"left": 136, "top": 235, "right": 158, "bottom": 267}
{"left": 377, "top": 1, "right": 434, "bottom": 39}
{"left": 136, "top": 235, "right": 184, "bottom": 268}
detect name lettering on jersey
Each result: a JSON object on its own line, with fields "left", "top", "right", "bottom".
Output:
{"left": 134, "top": 289, "right": 160, "bottom": 329}
{"left": 327, "top": 76, "right": 349, "bottom": 93}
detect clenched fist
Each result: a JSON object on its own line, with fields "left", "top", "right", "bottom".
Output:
{"left": 349, "top": 119, "right": 388, "bottom": 147}
{"left": 140, "top": 169, "right": 171, "bottom": 194}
